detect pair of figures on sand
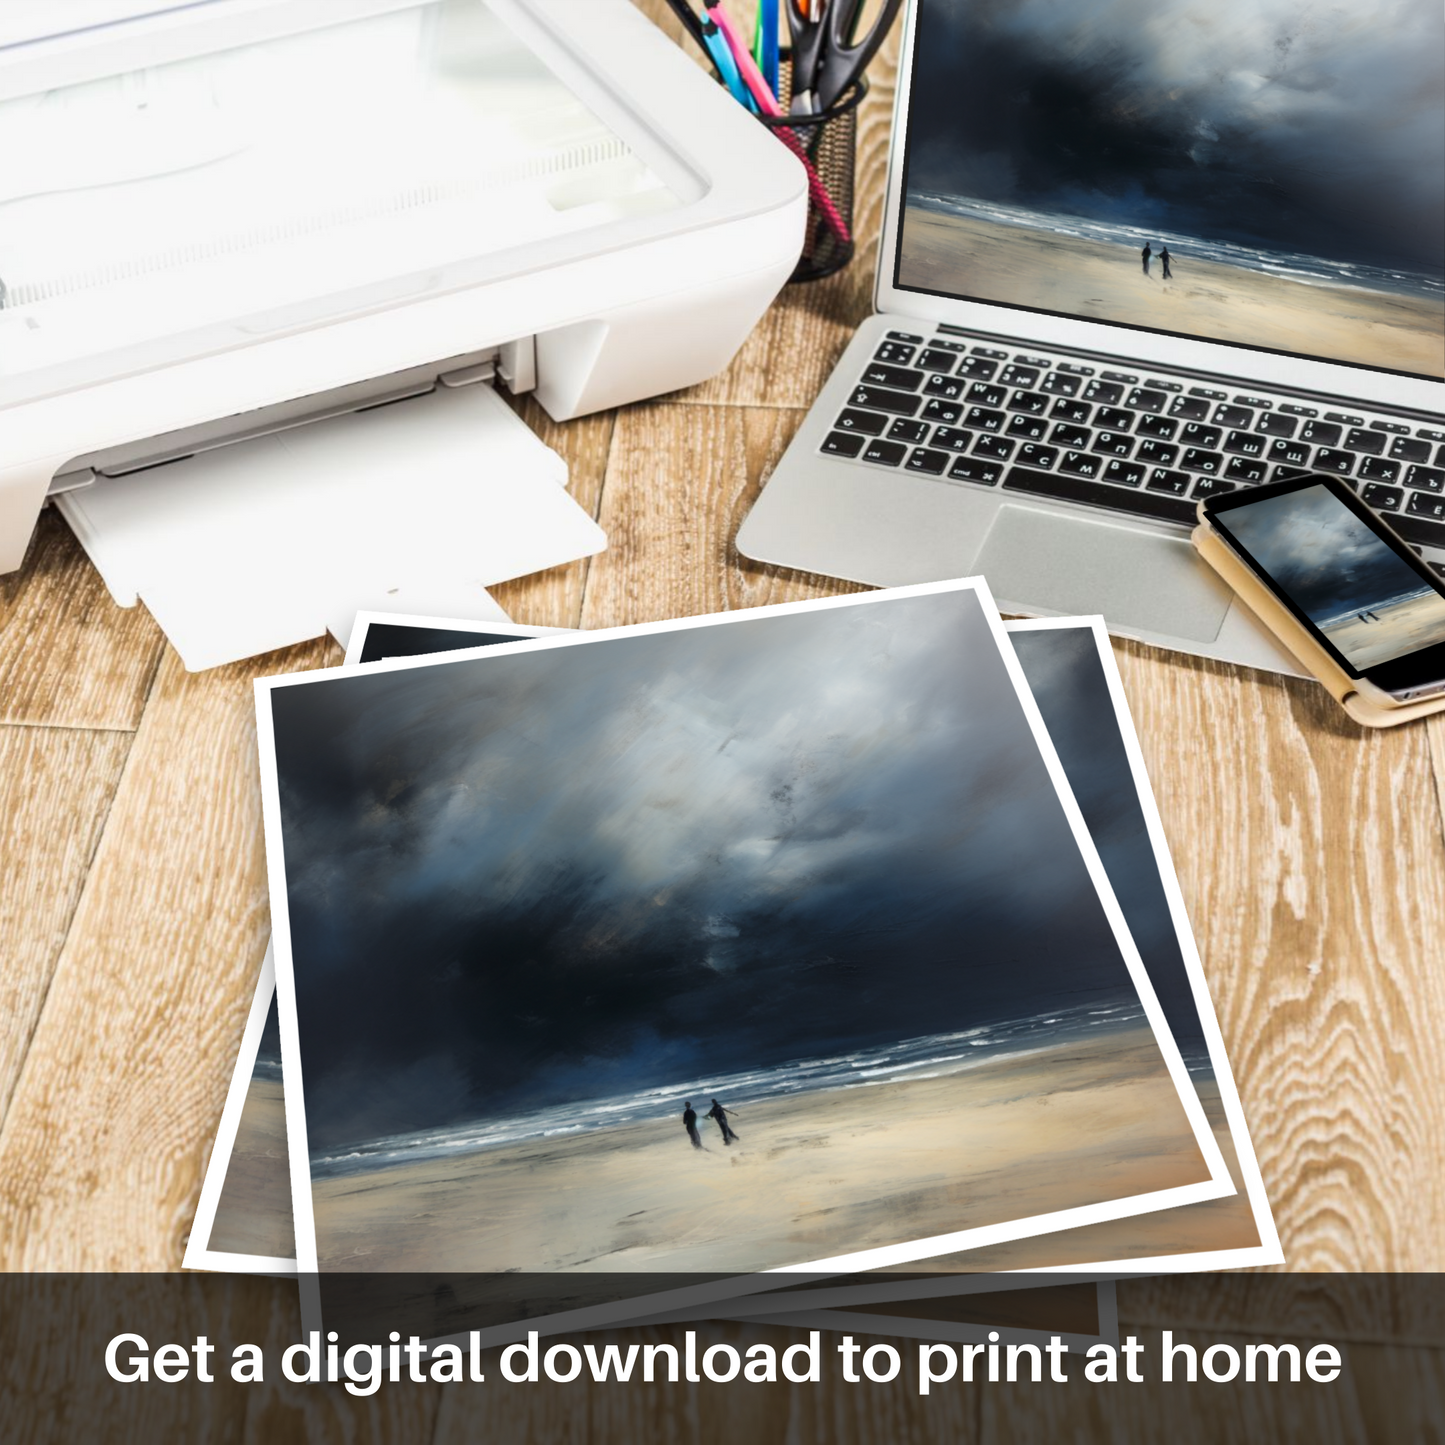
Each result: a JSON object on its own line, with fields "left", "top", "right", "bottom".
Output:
{"left": 683, "top": 1099, "right": 739, "bottom": 1149}
{"left": 1141, "top": 242, "right": 1174, "bottom": 279}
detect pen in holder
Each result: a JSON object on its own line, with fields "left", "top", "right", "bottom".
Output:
{"left": 760, "top": 61, "right": 866, "bottom": 283}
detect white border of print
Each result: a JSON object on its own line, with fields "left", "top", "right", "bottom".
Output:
{"left": 255, "top": 578, "right": 1233, "bottom": 1342}
{"left": 340, "top": 611, "right": 572, "bottom": 667}
{"left": 181, "top": 942, "right": 295, "bottom": 1278}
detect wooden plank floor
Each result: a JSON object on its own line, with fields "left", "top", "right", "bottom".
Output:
{"left": 1, "top": 5, "right": 1440, "bottom": 1439}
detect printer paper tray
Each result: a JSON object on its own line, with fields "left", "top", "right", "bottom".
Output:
{"left": 57, "top": 384, "right": 605, "bottom": 671}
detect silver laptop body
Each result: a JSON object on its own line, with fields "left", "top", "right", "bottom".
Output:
{"left": 738, "top": 0, "right": 1445, "bottom": 674}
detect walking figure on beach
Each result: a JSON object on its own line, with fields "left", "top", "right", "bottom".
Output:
{"left": 706, "top": 1098, "right": 739, "bottom": 1145}
{"left": 1141, "top": 242, "right": 1152, "bottom": 277}
{"left": 682, "top": 1101, "right": 703, "bottom": 1150}
{"left": 1160, "top": 246, "right": 1173, "bottom": 280}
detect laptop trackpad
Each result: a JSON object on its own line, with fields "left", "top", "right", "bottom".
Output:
{"left": 975, "top": 505, "right": 1234, "bottom": 643}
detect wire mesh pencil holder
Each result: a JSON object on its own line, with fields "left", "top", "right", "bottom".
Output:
{"left": 759, "top": 62, "right": 867, "bottom": 283}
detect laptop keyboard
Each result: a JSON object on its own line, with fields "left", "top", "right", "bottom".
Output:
{"left": 821, "top": 329, "right": 1445, "bottom": 570}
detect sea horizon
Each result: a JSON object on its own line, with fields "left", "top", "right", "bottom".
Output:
{"left": 907, "top": 190, "right": 1445, "bottom": 304}
{"left": 307, "top": 994, "right": 1208, "bottom": 1179}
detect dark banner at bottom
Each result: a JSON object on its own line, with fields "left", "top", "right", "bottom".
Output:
{"left": 1, "top": 1273, "right": 1440, "bottom": 1443}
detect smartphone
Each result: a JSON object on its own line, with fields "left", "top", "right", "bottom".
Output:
{"left": 1200, "top": 473, "right": 1445, "bottom": 703}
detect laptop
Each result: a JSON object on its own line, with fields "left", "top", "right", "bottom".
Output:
{"left": 737, "top": 0, "right": 1445, "bottom": 673}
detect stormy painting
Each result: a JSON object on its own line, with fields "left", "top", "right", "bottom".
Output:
{"left": 1221, "top": 482, "right": 1445, "bottom": 669}
{"left": 897, "top": 0, "right": 1445, "bottom": 376}
{"left": 266, "top": 585, "right": 1217, "bottom": 1276}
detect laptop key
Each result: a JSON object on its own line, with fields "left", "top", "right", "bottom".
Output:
{"left": 1389, "top": 513, "right": 1445, "bottom": 549}
{"left": 1214, "top": 404, "right": 1254, "bottom": 429}
{"left": 970, "top": 346, "right": 1009, "bottom": 360}
{"left": 1256, "top": 413, "right": 1298, "bottom": 438}
{"left": 916, "top": 348, "right": 960, "bottom": 373}
{"left": 1051, "top": 423, "right": 1091, "bottom": 449}
{"left": 874, "top": 342, "right": 917, "bottom": 365}
{"left": 1224, "top": 456, "right": 1267, "bottom": 483}
{"left": 1017, "top": 444, "right": 1059, "bottom": 469}
{"left": 860, "top": 438, "right": 908, "bottom": 467}
{"left": 1223, "top": 430, "right": 1265, "bottom": 457}
{"left": 973, "top": 435, "right": 1015, "bottom": 461}
{"left": 1389, "top": 436, "right": 1431, "bottom": 463}
{"left": 906, "top": 447, "right": 951, "bottom": 475}
{"left": 923, "top": 374, "right": 966, "bottom": 400}
{"left": 1008, "top": 390, "right": 1050, "bottom": 415}
{"left": 1406, "top": 491, "right": 1445, "bottom": 520}
{"left": 998, "top": 364, "right": 1039, "bottom": 388}
{"left": 1049, "top": 398, "right": 1092, "bottom": 424}
{"left": 922, "top": 397, "right": 963, "bottom": 424}
{"left": 1193, "top": 476, "right": 1237, "bottom": 499}
{"left": 1268, "top": 438, "right": 1311, "bottom": 467}
{"left": 1182, "top": 448, "right": 1223, "bottom": 474}
{"left": 1361, "top": 483, "right": 1402, "bottom": 510}
{"left": 1103, "top": 460, "right": 1146, "bottom": 487}
{"left": 862, "top": 363, "right": 926, "bottom": 390}
{"left": 1083, "top": 380, "right": 1123, "bottom": 405}
{"left": 1273, "top": 464, "right": 1316, "bottom": 481}
{"left": 957, "top": 356, "right": 1000, "bottom": 380}
{"left": 1095, "top": 406, "right": 1134, "bottom": 432}
{"left": 1126, "top": 387, "right": 1167, "bottom": 413}
{"left": 966, "top": 382, "right": 1009, "bottom": 407}
{"left": 1137, "top": 440, "right": 1179, "bottom": 467}
{"left": 1359, "top": 456, "right": 1400, "bottom": 483}
{"left": 886, "top": 330, "right": 924, "bottom": 343}
{"left": 1314, "top": 448, "right": 1354, "bottom": 475}
{"left": 1003, "top": 465, "right": 1197, "bottom": 524}
{"left": 835, "top": 408, "right": 890, "bottom": 435}
{"left": 1168, "top": 396, "right": 1211, "bottom": 421}
{"left": 1092, "top": 432, "right": 1134, "bottom": 458}
{"left": 1344, "top": 428, "right": 1385, "bottom": 455}
{"left": 948, "top": 457, "right": 1003, "bottom": 485}
{"left": 887, "top": 418, "right": 932, "bottom": 444}
{"left": 1300, "top": 420, "right": 1341, "bottom": 446}
{"left": 1006, "top": 415, "right": 1048, "bottom": 440}
{"left": 1406, "top": 465, "right": 1445, "bottom": 493}
{"left": 1059, "top": 451, "right": 1102, "bottom": 478}
{"left": 850, "top": 384, "right": 921, "bottom": 417}
{"left": 1180, "top": 423, "right": 1222, "bottom": 449}
{"left": 1136, "top": 414, "right": 1178, "bottom": 440}
{"left": 965, "top": 406, "right": 1006, "bottom": 432}
{"left": 930, "top": 426, "right": 975, "bottom": 452}
{"left": 1147, "top": 469, "right": 1192, "bottom": 495}
{"left": 821, "top": 431, "right": 865, "bottom": 458}
{"left": 1040, "top": 372, "right": 1081, "bottom": 397}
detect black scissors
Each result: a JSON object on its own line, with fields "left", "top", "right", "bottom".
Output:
{"left": 786, "top": 0, "right": 903, "bottom": 114}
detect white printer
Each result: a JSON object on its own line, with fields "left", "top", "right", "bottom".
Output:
{"left": 0, "top": 0, "right": 806, "bottom": 663}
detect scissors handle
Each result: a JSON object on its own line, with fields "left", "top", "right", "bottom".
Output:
{"left": 812, "top": 0, "right": 904, "bottom": 111}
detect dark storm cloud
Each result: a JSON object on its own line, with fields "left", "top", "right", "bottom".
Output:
{"left": 908, "top": 0, "right": 1444, "bottom": 274}
{"left": 269, "top": 592, "right": 1144, "bottom": 1152}
{"left": 1009, "top": 628, "right": 1204, "bottom": 1060}
{"left": 1220, "top": 483, "right": 1434, "bottom": 620}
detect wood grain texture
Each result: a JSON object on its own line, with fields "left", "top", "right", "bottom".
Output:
{"left": 0, "top": 509, "right": 165, "bottom": 730}
{"left": 1109, "top": 638, "right": 1445, "bottom": 1271}
{"left": 0, "top": 641, "right": 331, "bottom": 1269}
{"left": 580, "top": 403, "right": 865, "bottom": 631}
{"left": 0, "top": 725, "right": 133, "bottom": 1125}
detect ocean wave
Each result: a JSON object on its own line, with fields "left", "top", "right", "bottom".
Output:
{"left": 309, "top": 996, "right": 1152, "bottom": 1178}
{"left": 908, "top": 192, "right": 1444, "bottom": 301}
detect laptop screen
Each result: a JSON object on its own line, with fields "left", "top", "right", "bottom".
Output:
{"left": 894, "top": 0, "right": 1445, "bottom": 381}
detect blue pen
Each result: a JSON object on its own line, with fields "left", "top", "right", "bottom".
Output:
{"left": 700, "top": 14, "right": 755, "bottom": 110}
{"left": 758, "top": 0, "right": 780, "bottom": 98}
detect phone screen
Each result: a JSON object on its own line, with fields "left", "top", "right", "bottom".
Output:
{"left": 1208, "top": 477, "right": 1445, "bottom": 686}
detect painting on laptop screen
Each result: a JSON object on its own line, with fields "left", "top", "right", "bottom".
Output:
{"left": 896, "top": 0, "right": 1445, "bottom": 378}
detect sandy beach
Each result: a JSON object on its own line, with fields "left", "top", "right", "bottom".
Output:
{"left": 311, "top": 1026, "right": 1212, "bottom": 1275}
{"left": 208, "top": 1076, "right": 294, "bottom": 1259}
{"left": 873, "top": 1072, "right": 1263, "bottom": 1272}
{"left": 1322, "top": 592, "right": 1445, "bottom": 671}
{"left": 898, "top": 205, "right": 1445, "bottom": 378}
